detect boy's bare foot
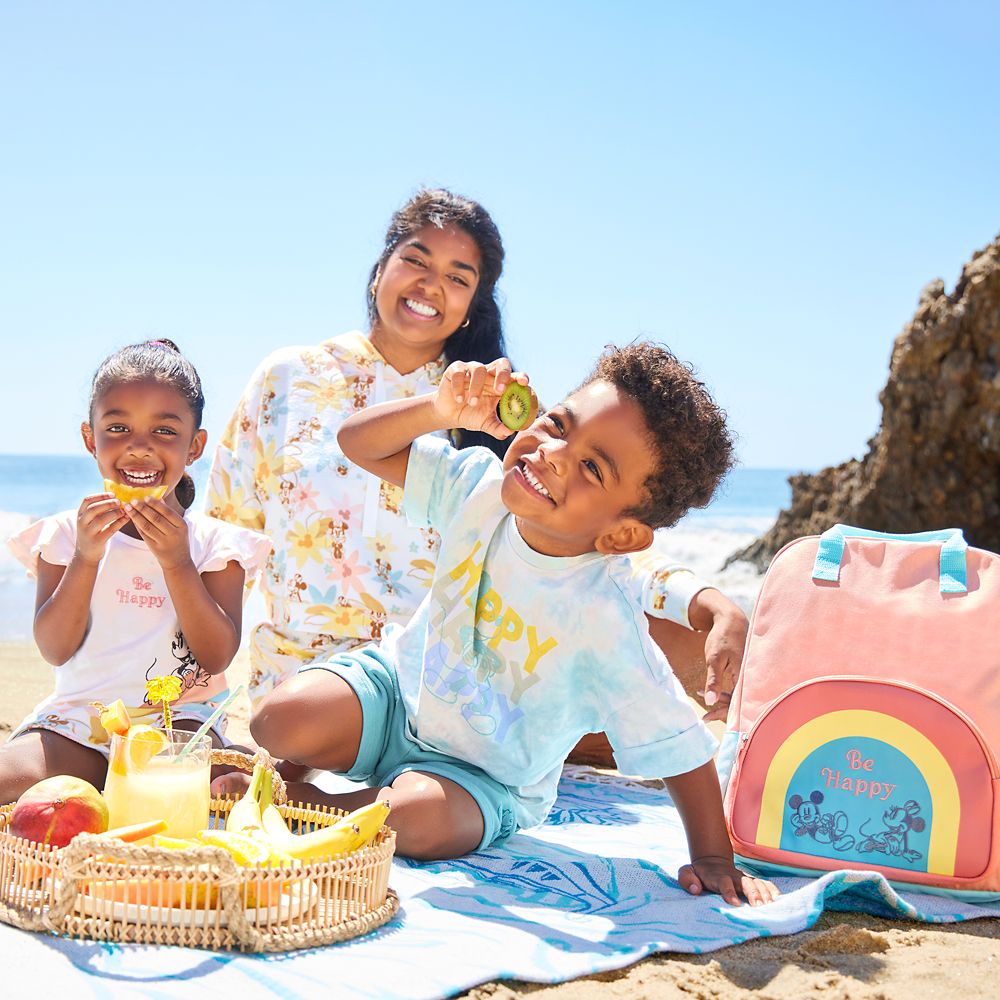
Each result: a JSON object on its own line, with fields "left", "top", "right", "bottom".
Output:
{"left": 211, "top": 770, "right": 252, "bottom": 797}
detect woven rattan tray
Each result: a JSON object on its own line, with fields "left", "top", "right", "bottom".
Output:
{"left": 0, "top": 750, "right": 398, "bottom": 952}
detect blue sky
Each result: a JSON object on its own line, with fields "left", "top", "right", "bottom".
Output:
{"left": 1, "top": 2, "right": 998, "bottom": 469}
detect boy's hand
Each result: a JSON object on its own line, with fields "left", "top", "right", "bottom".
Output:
{"left": 678, "top": 856, "right": 779, "bottom": 906}
{"left": 687, "top": 589, "right": 749, "bottom": 722}
{"left": 74, "top": 492, "right": 129, "bottom": 564}
{"left": 125, "top": 498, "right": 194, "bottom": 571}
{"left": 437, "top": 359, "right": 536, "bottom": 439}
{"left": 699, "top": 609, "right": 748, "bottom": 722}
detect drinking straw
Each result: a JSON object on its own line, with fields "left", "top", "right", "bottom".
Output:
{"left": 174, "top": 685, "right": 245, "bottom": 762}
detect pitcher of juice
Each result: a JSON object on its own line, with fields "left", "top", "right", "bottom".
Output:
{"left": 104, "top": 729, "right": 211, "bottom": 838}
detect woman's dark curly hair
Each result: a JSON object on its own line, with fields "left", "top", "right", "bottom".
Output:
{"left": 366, "top": 188, "right": 510, "bottom": 457}
{"left": 579, "top": 342, "right": 736, "bottom": 529}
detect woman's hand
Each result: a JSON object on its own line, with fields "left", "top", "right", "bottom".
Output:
{"left": 74, "top": 492, "right": 129, "bottom": 564}
{"left": 125, "top": 497, "right": 194, "bottom": 571}
{"left": 436, "top": 359, "right": 536, "bottom": 439}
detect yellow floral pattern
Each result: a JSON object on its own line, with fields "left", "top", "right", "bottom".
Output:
{"left": 206, "top": 331, "right": 449, "bottom": 701}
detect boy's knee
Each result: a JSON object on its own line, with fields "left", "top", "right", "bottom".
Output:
{"left": 250, "top": 689, "right": 299, "bottom": 757}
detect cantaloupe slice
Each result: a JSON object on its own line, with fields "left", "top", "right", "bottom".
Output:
{"left": 103, "top": 478, "right": 168, "bottom": 503}
{"left": 98, "top": 698, "right": 131, "bottom": 737}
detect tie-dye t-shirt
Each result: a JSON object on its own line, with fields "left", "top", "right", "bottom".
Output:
{"left": 380, "top": 436, "right": 719, "bottom": 828}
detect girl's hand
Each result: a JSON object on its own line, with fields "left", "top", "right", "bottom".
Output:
{"left": 75, "top": 492, "right": 129, "bottom": 564}
{"left": 125, "top": 498, "right": 193, "bottom": 571}
{"left": 436, "top": 359, "right": 536, "bottom": 439}
{"left": 678, "top": 856, "right": 780, "bottom": 907}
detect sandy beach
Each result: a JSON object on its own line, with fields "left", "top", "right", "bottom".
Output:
{"left": 2, "top": 640, "right": 998, "bottom": 998}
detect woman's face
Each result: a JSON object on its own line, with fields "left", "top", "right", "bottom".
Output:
{"left": 370, "top": 223, "right": 482, "bottom": 373}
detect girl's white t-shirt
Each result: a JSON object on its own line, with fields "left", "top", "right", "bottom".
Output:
{"left": 8, "top": 511, "right": 271, "bottom": 717}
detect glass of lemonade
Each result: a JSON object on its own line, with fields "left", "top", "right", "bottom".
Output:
{"left": 104, "top": 730, "right": 212, "bottom": 838}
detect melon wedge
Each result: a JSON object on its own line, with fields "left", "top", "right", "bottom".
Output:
{"left": 103, "top": 478, "right": 168, "bottom": 503}
{"left": 98, "top": 698, "right": 131, "bottom": 737}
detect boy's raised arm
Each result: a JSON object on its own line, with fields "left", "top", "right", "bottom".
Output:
{"left": 338, "top": 394, "right": 446, "bottom": 488}
{"left": 338, "top": 358, "right": 530, "bottom": 488}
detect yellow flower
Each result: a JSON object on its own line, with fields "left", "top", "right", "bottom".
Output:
{"left": 146, "top": 675, "right": 183, "bottom": 705}
{"left": 255, "top": 439, "right": 301, "bottom": 493}
{"left": 206, "top": 470, "right": 264, "bottom": 529}
{"left": 287, "top": 517, "right": 330, "bottom": 568}
{"left": 292, "top": 376, "right": 350, "bottom": 410}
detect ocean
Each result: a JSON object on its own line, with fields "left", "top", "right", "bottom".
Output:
{"left": 0, "top": 455, "right": 800, "bottom": 640}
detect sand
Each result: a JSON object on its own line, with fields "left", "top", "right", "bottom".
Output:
{"left": 1, "top": 641, "right": 998, "bottom": 998}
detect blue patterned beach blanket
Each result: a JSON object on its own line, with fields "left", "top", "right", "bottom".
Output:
{"left": 2, "top": 766, "right": 998, "bottom": 998}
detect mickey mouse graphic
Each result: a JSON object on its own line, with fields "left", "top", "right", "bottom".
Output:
{"left": 858, "top": 800, "right": 926, "bottom": 862}
{"left": 787, "top": 790, "right": 856, "bottom": 852}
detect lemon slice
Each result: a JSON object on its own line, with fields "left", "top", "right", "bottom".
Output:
{"left": 195, "top": 829, "right": 273, "bottom": 867}
{"left": 151, "top": 834, "right": 202, "bottom": 850}
{"left": 103, "top": 478, "right": 168, "bottom": 503}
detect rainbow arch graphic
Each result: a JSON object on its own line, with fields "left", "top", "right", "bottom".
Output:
{"left": 757, "top": 711, "right": 957, "bottom": 872}
{"left": 730, "top": 680, "right": 994, "bottom": 879}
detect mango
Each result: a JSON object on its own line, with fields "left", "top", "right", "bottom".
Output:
{"left": 10, "top": 775, "right": 109, "bottom": 848}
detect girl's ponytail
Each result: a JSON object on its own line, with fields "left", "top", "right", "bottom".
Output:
{"left": 175, "top": 472, "right": 196, "bottom": 510}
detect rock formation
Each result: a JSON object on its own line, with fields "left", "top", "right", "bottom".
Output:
{"left": 728, "top": 233, "right": 1000, "bottom": 571}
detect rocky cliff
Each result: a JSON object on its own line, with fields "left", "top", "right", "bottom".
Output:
{"left": 728, "top": 234, "right": 1000, "bottom": 570}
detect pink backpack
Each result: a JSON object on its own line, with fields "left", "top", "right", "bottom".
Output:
{"left": 720, "top": 525, "right": 1000, "bottom": 899}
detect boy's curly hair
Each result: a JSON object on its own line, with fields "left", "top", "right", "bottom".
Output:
{"left": 580, "top": 342, "right": 736, "bottom": 530}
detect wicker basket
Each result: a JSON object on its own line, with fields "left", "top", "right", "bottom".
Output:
{"left": 0, "top": 749, "right": 398, "bottom": 952}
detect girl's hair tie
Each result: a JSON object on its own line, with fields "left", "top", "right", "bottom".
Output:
{"left": 146, "top": 338, "right": 181, "bottom": 353}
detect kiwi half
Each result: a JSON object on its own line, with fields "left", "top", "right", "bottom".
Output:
{"left": 497, "top": 382, "right": 533, "bottom": 431}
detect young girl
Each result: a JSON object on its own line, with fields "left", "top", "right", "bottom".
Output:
{"left": 0, "top": 340, "right": 271, "bottom": 804}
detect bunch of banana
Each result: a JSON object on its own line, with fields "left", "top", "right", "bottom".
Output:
{"left": 260, "top": 773, "right": 391, "bottom": 861}
{"left": 216, "top": 760, "right": 391, "bottom": 863}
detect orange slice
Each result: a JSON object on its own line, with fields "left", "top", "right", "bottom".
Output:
{"left": 103, "top": 478, "right": 168, "bottom": 503}
{"left": 108, "top": 724, "right": 170, "bottom": 775}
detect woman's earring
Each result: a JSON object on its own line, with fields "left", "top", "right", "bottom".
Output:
{"left": 460, "top": 318, "right": 470, "bottom": 329}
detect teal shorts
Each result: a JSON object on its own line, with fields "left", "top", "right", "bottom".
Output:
{"left": 301, "top": 647, "right": 517, "bottom": 851}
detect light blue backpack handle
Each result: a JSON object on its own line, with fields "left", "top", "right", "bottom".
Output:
{"left": 811, "top": 524, "right": 968, "bottom": 594}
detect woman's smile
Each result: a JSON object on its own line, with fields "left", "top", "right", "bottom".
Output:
{"left": 402, "top": 297, "right": 439, "bottom": 320}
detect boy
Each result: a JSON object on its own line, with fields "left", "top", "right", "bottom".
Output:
{"left": 251, "top": 343, "right": 776, "bottom": 906}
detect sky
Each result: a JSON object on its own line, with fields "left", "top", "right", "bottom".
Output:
{"left": 1, "top": 2, "right": 998, "bottom": 470}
